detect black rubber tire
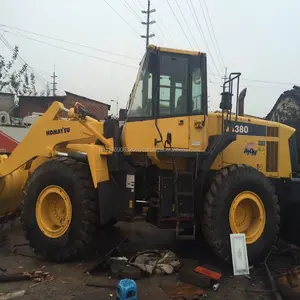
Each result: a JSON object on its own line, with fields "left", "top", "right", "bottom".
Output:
{"left": 104, "top": 218, "right": 118, "bottom": 228}
{"left": 202, "top": 164, "right": 280, "bottom": 265}
{"left": 21, "top": 157, "right": 99, "bottom": 262}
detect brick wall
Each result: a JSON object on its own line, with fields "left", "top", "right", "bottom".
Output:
{"left": 14, "top": 93, "right": 110, "bottom": 120}
{"left": 64, "top": 92, "right": 110, "bottom": 120}
{"left": 14, "top": 96, "right": 64, "bottom": 118}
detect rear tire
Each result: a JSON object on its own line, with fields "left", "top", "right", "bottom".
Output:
{"left": 202, "top": 164, "right": 280, "bottom": 265}
{"left": 21, "top": 157, "right": 99, "bottom": 262}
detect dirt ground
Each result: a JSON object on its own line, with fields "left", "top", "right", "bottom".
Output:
{"left": 0, "top": 220, "right": 273, "bottom": 300}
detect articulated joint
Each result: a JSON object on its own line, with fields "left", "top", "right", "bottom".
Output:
{"left": 59, "top": 105, "right": 113, "bottom": 150}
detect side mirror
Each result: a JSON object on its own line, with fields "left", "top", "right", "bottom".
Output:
{"left": 166, "top": 132, "right": 172, "bottom": 146}
{"left": 220, "top": 91, "right": 233, "bottom": 110}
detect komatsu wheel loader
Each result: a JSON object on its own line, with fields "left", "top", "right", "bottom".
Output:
{"left": 0, "top": 45, "right": 298, "bottom": 264}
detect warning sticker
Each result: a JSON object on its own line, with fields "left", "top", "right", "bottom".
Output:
{"left": 126, "top": 175, "right": 135, "bottom": 189}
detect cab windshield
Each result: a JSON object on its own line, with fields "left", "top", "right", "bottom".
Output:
{"left": 127, "top": 53, "right": 153, "bottom": 118}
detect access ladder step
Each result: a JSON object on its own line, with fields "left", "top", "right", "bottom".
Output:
{"left": 176, "top": 222, "right": 196, "bottom": 240}
{"left": 177, "top": 171, "right": 194, "bottom": 176}
{"left": 176, "top": 192, "right": 194, "bottom": 197}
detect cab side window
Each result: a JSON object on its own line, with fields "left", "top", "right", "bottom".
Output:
{"left": 127, "top": 52, "right": 155, "bottom": 119}
{"left": 128, "top": 72, "right": 153, "bottom": 118}
{"left": 192, "top": 67, "right": 202, "bottom": 114}
{"left": 159, "top": 55, "right": 188, "bottom": 117}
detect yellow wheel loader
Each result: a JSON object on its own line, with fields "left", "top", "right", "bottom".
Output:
{"left": 0, "top": 45, "right": 297, "bottom": 264}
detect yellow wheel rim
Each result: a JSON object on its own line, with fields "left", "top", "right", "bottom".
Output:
{"left": 229, "top": 191, "right": 266, "bottom": 244}
{"left": 36, "top": 185, "right": 72, "bottom": 239}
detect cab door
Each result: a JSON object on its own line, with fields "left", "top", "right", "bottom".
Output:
{"left": 188, "top": 58, "right": 208, "bottom": 152}
{"left": 156, "top": 53, "right": 189, "bottom": 149}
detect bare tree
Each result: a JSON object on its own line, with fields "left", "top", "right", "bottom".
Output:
{"left": 0, "top": 45, "right": 47, "bottom": 96}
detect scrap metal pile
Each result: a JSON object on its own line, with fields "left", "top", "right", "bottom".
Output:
{"left": 266, "top": 85, "right": 300, "bottom": 158}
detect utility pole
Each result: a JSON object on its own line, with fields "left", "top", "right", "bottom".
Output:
{"left": 51, "top": 66, "right": 57, "bottom": 96}
{"left": 141, "top": 0, "right": 156, "bottom": 48}
{"left": 222, "top": 67, "right": 228, "bottom": 86}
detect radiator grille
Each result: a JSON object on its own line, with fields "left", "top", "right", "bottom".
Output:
{"left": 267, "top": 127, "right": 279, "bottom": 137}
{"left": 266, "top": 141, "right": 278, "bottom": 172}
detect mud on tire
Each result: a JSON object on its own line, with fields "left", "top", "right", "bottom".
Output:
{"left": 202, "top": 164, "right": 280, "bottom": 265}
{"left": 21, "top": 157, "right": 99, "bottom": 262}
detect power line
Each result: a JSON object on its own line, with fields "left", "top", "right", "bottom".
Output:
{"left": 242, "top": 78, "right": 297, "bottom": 86}
{"left": 153, "top": 32, "right": 164, "bottom": 45}
{"left": 120, "top": 0, "right": 143, "bottom": 21}
{"left": 133, "top": 0, "right": 144, "bottom": 9}
{"left": 1, "top": 35, "right": 32, "bottom": 74}
{"left": 4, "top": 24, "right": 293, "bottom": 89}
{"left": 103, "top": 0, "right": 141, "bottom": 36}
{"left": 0, "top": 33, "right": 49, "bottom": 87}
{"left": 157, "top": 17, "right": 173, "bottom": 44}
{"left": 150, "top": 2, "right": 173, "bottom": 45}
{"left": 166, "top": 0, "right": 193, "bottom": 49}
{"left": 183, "top": 1, "right": 215, "bottom": 77}
{"left": 208, "top": 70, "right": 298, "bottom": 86}
{"left": 4, "top": 30, "right": 138, "bottom": 69}
{"left": 198, "top": 0, "right": 224, "bottom": 71}
{"left": 0, "top": 24, "right": 140, "bottom": 61}
{"left": 187, "top": 0, "right": 222, "bottom": 76}
{"left": 155, "top": 23, "right": 169, "bottom": 45}
{"left": 174, "top": 0, "right": 199, "bottom": 49}
{"left": 203, "top": 0, "right": 225, "bottom": 67}
{"left": 210, "top": 80, "right": 297, "bottom": 89}
{"left": 131, "top": 0, "right": 142, "bottom": 11}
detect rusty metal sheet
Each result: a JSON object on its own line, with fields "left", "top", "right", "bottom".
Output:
{"left": 161, "top": 282, "right": 207, "bottom": 299}
{"left": 277, "top": 266, "right": 300, "bottom": 300}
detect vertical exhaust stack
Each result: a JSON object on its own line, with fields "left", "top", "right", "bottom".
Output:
{"left": 238, "top": 88, "right": 247, "bottom": 116}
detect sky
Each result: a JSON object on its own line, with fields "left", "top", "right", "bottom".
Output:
{"left": 1, "top": 0, "right": 299, "bottom": 117}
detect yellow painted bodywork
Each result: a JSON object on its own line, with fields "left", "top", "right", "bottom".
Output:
{"left": 229, "top": 191, "right": 266, "bottom": 244}
{"left": 0, "top": 101, "right": 113, "bottom": 217}
{"left": 122, "top": 112, "right": 295, "bottom": 178}
{"left": 148, "top": 44, "right": 201, "bottom": 56}
{"left": 215, "top": 114, "right": 294, "bottom": 178}
{"left": 122, "top": 118, "right": 188, "bottom": 170}
{"left": 36, "top": 185, "right": 72, "bottom": 238}
{"left": 0, "top": 162, "right": 28, "bottom": 216}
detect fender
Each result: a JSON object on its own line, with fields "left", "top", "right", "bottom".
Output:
{"left": 197, "top": 132, "right": 237, "bottom": 200}
{"left": 199, "top": 132, "right": 237, "bottom": 172}
{"left": 64, "top": 144, "right": 110, "bottom": 188}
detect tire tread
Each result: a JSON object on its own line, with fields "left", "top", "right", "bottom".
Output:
{"left": 21, "top": 157, "right": 99, "bottom": 262}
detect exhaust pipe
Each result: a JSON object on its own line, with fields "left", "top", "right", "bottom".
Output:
{"left": 238, "top": 88, "right": 247, "bottom": 116}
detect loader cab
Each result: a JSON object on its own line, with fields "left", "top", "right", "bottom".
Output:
{"left": 123, "top": 45, "right": 208, "bottom": 152}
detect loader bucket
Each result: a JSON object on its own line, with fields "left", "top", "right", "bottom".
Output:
{"left": 0, "top": 155, "right": 28, "bottom": 217}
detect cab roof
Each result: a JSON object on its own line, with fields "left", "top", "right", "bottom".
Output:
{"left": 148, "top": 44, "right": 202, "bottom": 56}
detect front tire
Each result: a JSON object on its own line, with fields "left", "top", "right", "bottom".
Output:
{"left": 202, "top": 164, "right": 280, "bottom": 265}
{"left": 21, "top": 157, "right": 99, "bottom": 262}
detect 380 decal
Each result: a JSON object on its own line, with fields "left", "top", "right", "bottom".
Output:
{"left": 232, "top": 125, "right": 249, "bottom": 134}
{"left": 224, "top": 120, "right": 266, "bottom": 136}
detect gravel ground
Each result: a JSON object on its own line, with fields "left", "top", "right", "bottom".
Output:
{"left": 0, "top": 220, "right": 272, "bottom": 300}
